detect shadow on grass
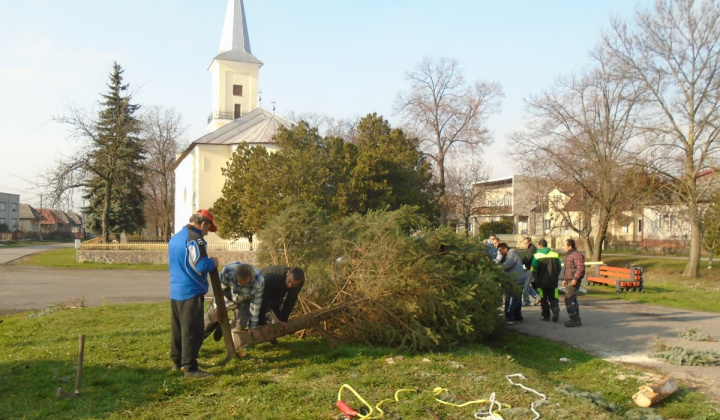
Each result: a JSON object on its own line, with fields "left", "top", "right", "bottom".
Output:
{"left": 0, "top": 360, "right": 186, "bottom": 419}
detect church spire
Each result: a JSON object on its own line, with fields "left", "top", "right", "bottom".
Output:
{"left": 214, "top": 0, "right": 262, "bottom": 65}
{"left": 207, "top": 0, "right": 262, "bottom": 131}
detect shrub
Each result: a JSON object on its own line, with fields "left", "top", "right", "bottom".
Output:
{"left": 477, "top": 220, "right": 514, "bottom": 239}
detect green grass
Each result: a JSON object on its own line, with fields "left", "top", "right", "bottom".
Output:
{"left": 1, "top": 302, "right": 717, "bottom": 419}
{"left": 585, "top": 256, "right": 720, "bottom": 313}
{"left": 13, "top": 247, "right": 168, "bottom": 271}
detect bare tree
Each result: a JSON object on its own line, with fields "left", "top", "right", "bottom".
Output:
{"left": 444, "top": 158, "right": 490, "bottom": 236}
{"left": 394, "top": 56, "right": 503, "bottom": 223}
{"left": 511, "top": 62, "right": 646, "bottom": 261}
{"left": 141, "top": 106, "right": 187, "bottom": 241}
{"left": 286, "top": 111, "right": 359, "bottom": 142}
{"left": 600, "top": 0, "right": 720, "bottom": 277}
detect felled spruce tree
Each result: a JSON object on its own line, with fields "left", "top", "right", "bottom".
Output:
{"left": 257, "top": 204, "right": 510, "bottom": 351}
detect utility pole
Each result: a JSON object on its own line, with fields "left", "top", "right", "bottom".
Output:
{"left": 39, "top": 195, "right": 43, "bottom": 241}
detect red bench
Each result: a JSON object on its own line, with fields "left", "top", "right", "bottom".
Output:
{"left": 586, "top": 265, "right": 643, "bottom": 293}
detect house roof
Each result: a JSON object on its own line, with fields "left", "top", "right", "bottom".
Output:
{"left": 39, "top": 209, "right": 61, "bottom": 225}
{"left": 173, "top": 107, "right": 294, "bottom": 169}
{"left": 213, "top": 0, "right": 262, "bottom": 66}
{"left": 65, "top": 211, "right": 83, "bottom": 225}
{"left": 19, "top": 203, "right": 43, "bottom": 221}
{"left": 51, "top": 210, "right": 70, "bottom": 224}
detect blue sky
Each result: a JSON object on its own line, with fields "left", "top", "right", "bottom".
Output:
{"left": 0, "top": 0, "right": 652, "bottom": 208}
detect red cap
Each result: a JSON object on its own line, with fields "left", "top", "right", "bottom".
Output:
{"left": 196, "top": 209, "right": 217, "bottom": 232}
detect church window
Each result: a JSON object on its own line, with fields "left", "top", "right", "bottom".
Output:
{"left": 234, "top": 104, "right": 242, "bottom": 118}
{"left": 233, "top": 85, "right": 243, "bottom": 96}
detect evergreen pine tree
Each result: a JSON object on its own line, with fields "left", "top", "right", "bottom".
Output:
{"left": 82, "top": 62, "right": 145, "bottom": 242}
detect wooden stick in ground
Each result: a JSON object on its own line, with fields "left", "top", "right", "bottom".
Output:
{"left": 74, "top": 334, "right": 85, "bottom": 396}
{"left": 208, "top": 268, "right": 237, "bottom": 359}
{"left": 56, "top": 334, "right": 85, "bottom": 398}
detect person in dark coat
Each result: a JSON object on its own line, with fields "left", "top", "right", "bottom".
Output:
{"left": 562, "top": 239, "right": 585, "bottom": 327}
{"left": 521, "top": 237, "right": 540, "bottom": 306}
{"left": 259, "top": 265, "right": 305, "bottom": 333}
{"left": 530, "top": 239, "right": 563, "bottom": 322}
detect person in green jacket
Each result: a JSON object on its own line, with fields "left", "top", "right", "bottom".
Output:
{"left": 530, "top": 239, "right": 563, "bottom": 322}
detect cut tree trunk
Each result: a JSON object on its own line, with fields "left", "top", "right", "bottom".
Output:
{"left": 632, "top": 376, "right": 677, "bottom": 407}
{"left": 231, "top": 304, "right": 350, "bottom": 350}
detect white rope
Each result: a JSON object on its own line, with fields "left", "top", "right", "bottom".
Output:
{"left": 473, "top": 392, "right": 505, "bottom": 419}
{"left": 505, "top": 373, "right": 546, "bottom": 420}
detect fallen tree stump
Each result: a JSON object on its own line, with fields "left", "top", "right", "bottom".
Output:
{"left": 632, "top": 376, "right": 677, "bottom": 407}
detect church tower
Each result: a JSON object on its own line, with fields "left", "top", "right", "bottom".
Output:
{"left": 207, "top": 0, "right": 262, "bottom": 132}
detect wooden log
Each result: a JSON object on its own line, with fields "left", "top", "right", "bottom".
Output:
{"left": 208, "top": 268, "right": 237, "bottom": 359}
{"left": 231, "top": 304, "right": 349, "bottom": 350}
{"left": 632, "top": 376, "right": 678, "bottom": 407}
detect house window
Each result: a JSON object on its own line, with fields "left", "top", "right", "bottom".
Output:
{"left": 234, "top": 104, "right": 241, "bottom": 119}
{"left": 11, "top": 218, "right": 17, "bottom": 228}
{"left": 638, "top": 219, "right": 642, "bottom": 233}
{"left": 12, "top": 203, "right": 17, "bottom": 211}
{"left": 622, "top": 225, "right": 629, "bottom": 233}
{"left": 0, "top": 202, "right": 5, "bottom": 211}
{"left": 233, "top": 85, "right": 243, "bottom": 96}
{"left": 0, "top": 218, "right": 5, "bottom": 225}
{"left": 543, "top": 219, "right": 551, "bottom": 231}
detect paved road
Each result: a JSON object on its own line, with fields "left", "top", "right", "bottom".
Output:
{"left": 0, "top": 243, "right": 168, "bottom": 314}
{"left": 514, "top": 297, "right": 720, "bottom": 403}
{"left": 0, "top": 266, "right": 170, "bottom": 315}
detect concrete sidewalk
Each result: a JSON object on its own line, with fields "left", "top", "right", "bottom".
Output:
{"left": 512, "top": 296, "right": 720, "bottom": 403}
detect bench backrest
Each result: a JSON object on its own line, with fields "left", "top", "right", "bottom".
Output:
{"left": 598, "top": 265, "right": 643, "bottom": 280}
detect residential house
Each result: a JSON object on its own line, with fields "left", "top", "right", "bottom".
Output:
{"left": 640, "top": 169, "right": 720, "bottom": 251}
{"left": 18, "top": 203, "right": 44, "bottom": 237}
{"left": 173, "top": 0, "right": 293, "bottom": 243}
{"left": 471, "top": 176, "right": 548, "bottom": 237}
{"left": 65, "top": 211, "right": 84, "bottom": 239}
{"left": 0, "top": 192, "right": 20, "bottom": 232}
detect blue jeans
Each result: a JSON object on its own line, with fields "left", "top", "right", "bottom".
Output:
{"left": 522, "top": 271, "right": 538, "bottom": 304}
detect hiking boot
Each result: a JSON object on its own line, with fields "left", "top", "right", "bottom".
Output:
{"left": 551, "top": 307, "right": 560, "bottom": 323}
{"left": 184, "top": 369, "right": 213, "bottom": 379}
{"left": 213, "top": 326, "right": 223, "bottom": 342}
{"left": 565, "top": 317, "right": 582, "bottom": 328}
{"left": 540, "top": 316, "right": 550, "bottom": 321}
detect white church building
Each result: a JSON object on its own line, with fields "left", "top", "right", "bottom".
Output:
{"left": 173, "top": 0, "right": 293, "bottom": 242}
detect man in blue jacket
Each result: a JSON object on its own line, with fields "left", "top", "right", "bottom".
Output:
{"left": 169, "top": 209, "right": 219, "bottom": 378}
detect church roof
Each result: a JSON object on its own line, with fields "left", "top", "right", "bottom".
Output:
{"left": 173, "top": 108, "right": 294, "bottom": 168}
{"left": 195, "top": 107, "right": 294, "bottom": 145}
{"left": 213, "top": 0, "right": 262, "bottom": 65}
